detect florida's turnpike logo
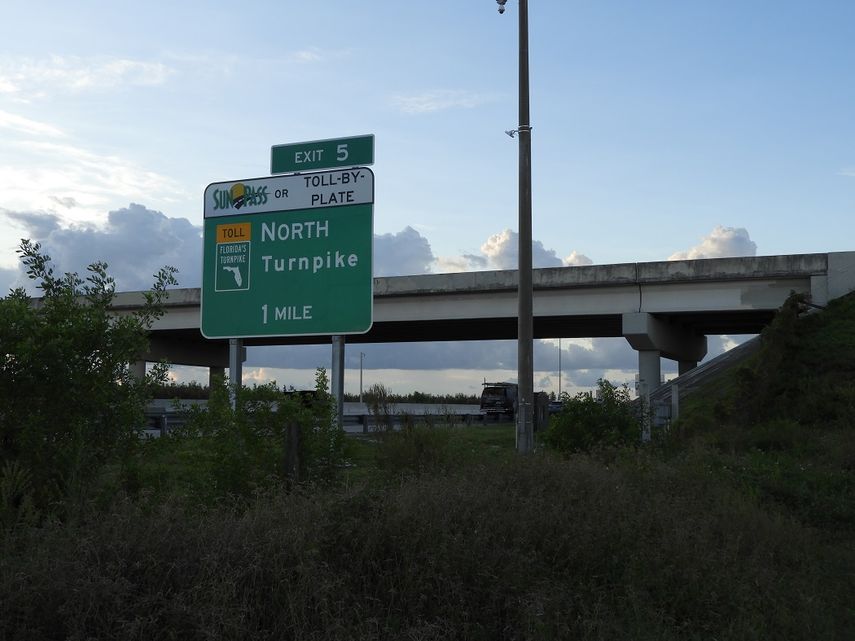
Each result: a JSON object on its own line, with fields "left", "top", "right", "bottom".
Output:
{"left": 214, "top": 222, "right": 251, "bottom": 292}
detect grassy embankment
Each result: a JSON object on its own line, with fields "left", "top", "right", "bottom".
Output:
{"left": 1, "top": 294, "right": 853, "bottom": 640}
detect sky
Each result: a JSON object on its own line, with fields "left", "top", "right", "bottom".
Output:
{"left": 1, "top": 1, "right": 853, "bottom": 396}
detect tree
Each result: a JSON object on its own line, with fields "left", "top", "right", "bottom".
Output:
{"left": 0, "top": 240, "right": 177, "bottom": 514}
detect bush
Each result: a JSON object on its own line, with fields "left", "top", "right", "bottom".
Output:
{"left": 140, "top": 369, "right": 345, "bottom": 502}
{"left": 364, "top": 382, "right": 395, "bottom": 432}
{"left": 0, "top": 240, "right": 176, "bottom": 515}
{"left": 542, "top": 379, "right": 640, "bottom": 453}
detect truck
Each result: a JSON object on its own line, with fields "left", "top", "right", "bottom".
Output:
{"left": 480, "top": 383, "right": 554, "bottom": 430}
{"left": 480, "top": 382, "right": 518, "bottom": 418}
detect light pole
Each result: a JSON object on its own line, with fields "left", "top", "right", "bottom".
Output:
{"left": 558, "top": 338, "right": 562, "bottom": 398}
{"left": 359, "top": 351, "right": 365, "bottom": 403}
{"left": 497, "top": 0, "right": 534, "bottom": 453}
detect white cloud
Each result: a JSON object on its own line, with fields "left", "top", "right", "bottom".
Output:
{"left": 479, "top": 229, "right": 591, "bottom": 270}
{"left": 0, "top": 140, "right": 189, "bottom": 224}
{"left": 839, "top": 167, "right": 855, "bottom": 177}
{"left": 374, "top": 226, "right": 435, "bottom": 276}
{"left": 563, "top": 250, "right": 593, "bottom": 266}
{"left": 0, "top": 55, "right": 174, "bottom": 97}
{"left": 392, "top": 90, "right": 497, "bottom": 114}
{"left": 290, "top": 49, "right": 325, "bottom": 63}
{"left": 434, "top": 254, "right": 488, "bottom": 273}
{"left": 0, "top": 110, "right": 64, "bottom": 137}
{"left": 668, "top": 226, "right": 757, "bottom": 261}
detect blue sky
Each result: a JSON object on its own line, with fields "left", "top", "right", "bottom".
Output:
{"left": 1, "top": 1, "right": 853, "bottom": 395}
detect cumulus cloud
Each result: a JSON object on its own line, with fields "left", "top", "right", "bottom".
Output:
{"left": 3, "top": 204, "right": 202, "bottom": 291}
{"left": 3, "top": 207, "right": 441, "bottom": 289}
{"left": 563, "top": 250, "right": 593, "bottom": 266}
{"left": 433, "top": 253, "right": 488, "bottom": 273}
{"left": 668, "top": 226, "right": 757, "bottom": 261}
{"left": 374, "top": 226, "right": 435, "bottom": 276}
{"left": 478, "top": 229, "right": 592, "bottom": 270}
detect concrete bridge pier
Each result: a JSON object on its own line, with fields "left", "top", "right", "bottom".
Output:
{"left": 622, "top": 312, "right": 707, "bottom": 439}
{"left": 637, "top": 349, "right": 662, "bottom": 398}
{"left": 209, "top": 366, "right": 225, "bottom": 386}
{"left": 130, "top": 360, "right": 146, "bottom": 380}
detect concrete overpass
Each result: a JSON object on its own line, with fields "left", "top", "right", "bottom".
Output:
{"left": 115, "top": 251, "right": 855, "bottom": 396}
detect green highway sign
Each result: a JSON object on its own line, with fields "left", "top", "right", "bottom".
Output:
{"left": 271, "top": 134, "right": 374, "bottom": 174}
{"left": 201, "top": 168, "right": 374, "bottom": 339}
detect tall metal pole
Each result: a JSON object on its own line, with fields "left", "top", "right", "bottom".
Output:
{"left": 496, "top": 0, "right": 533, "bottom": 452}
{"left": 516, "top": 0, "right": 534, "bottom": 452}
{"left": 558, "top": 338, "right": 562, "bottom": 397}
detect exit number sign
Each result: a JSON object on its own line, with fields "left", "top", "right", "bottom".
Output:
{"left": 271, "top": 134, "right": 374, "bottom": 174}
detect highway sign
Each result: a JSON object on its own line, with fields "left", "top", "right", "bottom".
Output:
{"left": 201, "top": 168, "right": 374, "bottom": 339}
{"left": 271, "top": 134, "right": 374, "bottom": 174}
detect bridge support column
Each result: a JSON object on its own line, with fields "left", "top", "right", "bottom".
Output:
{"left": 637, "top": 350, "right": 660, "bottom": 443}
{"left": 209, "top": 366, "right": 225, "bottom": 387}
{"left": 623, "top": 312, "right": 707, "bottom": 436}
{"left": 331, "top": 336, "right": 345, "bottom": 428}
{"left": 638, "top": 350, "right": 661, "bottom": 395}
{"left": 130, "top": 360, "right": 146, "bottom": 380}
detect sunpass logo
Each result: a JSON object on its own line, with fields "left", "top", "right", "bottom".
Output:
{"left": 212, "top": 182, "right": 269, "bottom": 211}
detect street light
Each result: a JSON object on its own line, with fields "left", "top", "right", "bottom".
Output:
{"left": 496, "top": 0, "right": 534, "bottom": 453}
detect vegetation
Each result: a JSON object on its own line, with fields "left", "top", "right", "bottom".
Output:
{"left": 149, "top": 382, "right": 481, "bottom": 404}
{"left": 344, "top": 388, "right": 480, "bottom": 405}
{"left": 1, "top": 241, "right": 853, "bottom": 639}
{"left": 542, "top": 379, "right": 640, "bottom": 453}
{"left": 0, "top": 240, "right": 176, "bottom": 517}
{"left": 150, "top": 381, "right": 211, "bottom": 399}
{"left": 672, "top": 292, "right": 855, "bottom": 536}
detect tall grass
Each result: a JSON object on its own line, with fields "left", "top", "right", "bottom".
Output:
{"left": 2, "top": 452, "right": 850, "bottom": 640}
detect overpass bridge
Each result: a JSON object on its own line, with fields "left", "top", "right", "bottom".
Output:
{"left": 114, "top": 251, "right": 855, "bottom": 397}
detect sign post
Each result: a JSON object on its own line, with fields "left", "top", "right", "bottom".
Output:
{"left": 201, "top": 167, "right": 374, "bottom": 339}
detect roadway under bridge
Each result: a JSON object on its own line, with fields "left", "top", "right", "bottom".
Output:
{"left": 114, "top": 251, "right": 855, "bottom": 401}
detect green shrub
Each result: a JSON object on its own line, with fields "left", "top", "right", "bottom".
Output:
{"left": 543, "top": 379, "right": 640, "bottom": 453}
{"left": 139, "top": 369, "right": 345, "bottom": 502}
{"left": 0, "top": 240, "right": 175, "bottom": 515}
{"left": 364, "top": 382, "right": 395, "bottom": 432}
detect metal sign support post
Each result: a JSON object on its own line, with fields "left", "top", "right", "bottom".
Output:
{"left": 229, "top": 338, "right": 243, "bottom": 409}
{"left": 331, "top": 336, "right": 345, "bottom": 427}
